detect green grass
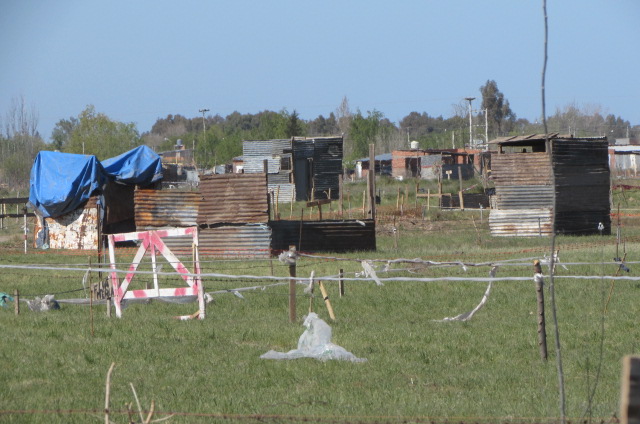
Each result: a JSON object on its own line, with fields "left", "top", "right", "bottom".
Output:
{"left": 2, "top": 185, "right": 640, "bottom": 423}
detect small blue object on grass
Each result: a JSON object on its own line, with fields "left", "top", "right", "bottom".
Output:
{"left": 0, "top": 292, "right": 14, "bottom": 308}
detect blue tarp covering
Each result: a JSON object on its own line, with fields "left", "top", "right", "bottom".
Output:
{"left": 29, "top": 146, "right": 163, "bottom": 218}
{"left": 28, "top": 151, "right": 106, "bottom": 218}
{"left": 102, "top": 145, "right": 163, "bottom": 185}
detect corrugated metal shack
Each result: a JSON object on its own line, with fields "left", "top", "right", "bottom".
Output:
{"left": 489, "top": 134, "right": 610, "bottom": 236}
{"left": 135, "top": 174, "right": 271, "bottom": 258}
{"left": 242, "top": 136, "right": 343, "bottom": 202}
{"left": 135, "top": 172, "right": 375, "bottom": 256}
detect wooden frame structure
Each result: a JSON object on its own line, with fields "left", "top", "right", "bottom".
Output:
{"left": 107, "top": 227, "right": 205, "bottom": 319}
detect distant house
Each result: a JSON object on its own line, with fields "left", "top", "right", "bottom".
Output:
{"left": 391, "top": 148, "right": 481, "bottom": 180}
{"left": 242, "top": 136, "right": 343, "bottom": 202}
{"left": 489, "top": 134, "right": 610, "bottom": 236}
{"left": 355, "top": 153, "right": 392, "bottom": 179}
{"left": 609, "top": 145, "right": 640, "bottom": 177}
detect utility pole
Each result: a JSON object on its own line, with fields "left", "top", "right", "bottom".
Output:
{"left": 199, "top": 108, "right": 209, "bottom": 169}
{"left": 464, "top": 97, "right": 475, "bottom": 148}
{"left": 484, "top": 108, "right": 488, "bottom": 150}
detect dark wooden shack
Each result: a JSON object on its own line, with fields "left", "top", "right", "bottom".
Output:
{"left": 489, "top": 134, "right": 610, "bottom": 236}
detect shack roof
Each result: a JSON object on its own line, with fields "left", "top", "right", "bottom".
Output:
{"left": 488, "top": 133, "right": 563, "bottom": 146}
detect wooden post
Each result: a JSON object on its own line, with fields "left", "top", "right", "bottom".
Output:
{"left": 275, "top": 186, "right": 280, "bottom": 220}
{"left": 427, "top": 189, "right": 431, "bottom": 211}
{"left": 415, "top": 183, "right": 418, "bottom": 209}
{"left": 339, "top": 269, "right": 344, "bottom": 297}
{"left": 368, "top": 144, "right": 376, "bottom": 220}
{"left": 393, "top": 216, "right": 398, "bottom": 250}
{"left": 339, "top": 174, "right": 344, "bottom": 218}
{"left": 298, "top": 210, "right": 303, "bottom": 252}
{"left": 438, "top": 175, "right": 443, "bottom": 209}
{"left": 318, "top": 281, "right": 335, "bottom": 321}
{"left": 288, "top": 245, "right": 297, "bottom": 323}
{"left": 290, "top": 190, "right": 294, "bottom": 219}
{"left": 621, "top": 355, "right": 640, "bottom": 424}
{"left": 534, "top": 260, "right": 548, "bottom": 361}
{"left": 308, "top": 274, "right": 315, "bottom": 313}
{"left": 23, "top": 206, "right": 27, "bottom": 254}
{"left": 362, "top": 189, "right": 366, "bottom": 218}
{"left": 14, "top": 289, "right": 19, "bottom": 315}
{"left": 458, "top": 167, "right": 465, "bottom": 211}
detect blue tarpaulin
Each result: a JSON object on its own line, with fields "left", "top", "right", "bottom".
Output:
{"left": 29, "top": 146, "right": 163, "bottom": 218}
{"left": 102, "top": 145, "right": 163, "bottom": 185}
{"left": 28, "top": 151, "right": 106, "bottom": 218}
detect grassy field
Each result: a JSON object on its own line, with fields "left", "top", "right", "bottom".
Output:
{"left": 1, "top": 180, "right": 640, "bottom": 423}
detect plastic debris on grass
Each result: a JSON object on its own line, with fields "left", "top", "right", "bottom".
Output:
{"left": 435, "top": 265, "right": 497, "bottom": 322}
{"left": 27, "top": 295, "right": 60, "bottom": 312}
{"left": 261, "top": 313, "right": 367, "bottom": 363}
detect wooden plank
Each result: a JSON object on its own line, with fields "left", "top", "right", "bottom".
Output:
{"left": 0, "top": 197, "right": 29, "bottom": 205}
{"left": 306, "top": 199, "right": 332, "bottom": 207}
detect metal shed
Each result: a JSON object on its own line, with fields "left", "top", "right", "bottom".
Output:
{"left": 242, "top": 136, "right": 343, "bottom": 202}
{"left": 488, "top": 134, "right": 610, "bottom": 236}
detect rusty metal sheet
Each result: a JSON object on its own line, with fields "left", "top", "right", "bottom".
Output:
{"left": 270, "top": 219, "right": 376, "bottom": 253}
{"left": 134, "top": 189, "right": 202, "bottom": 227}
{"left": 494, "top": 185, "right": 554, "bottom": 209}
{"left": 144, "top": 224, "right": 272, "bottom": 258}
{"left": 39, "top": 197, "right": 99, "bottom": 249}
{"left": 490, "top": 153, "right": 553, "bottom": 186}
{"left": 489, "top": 209, "right": 553, "bottom": 237}
{"left": 197, "top": 173, "right": 269, "bottom": 225}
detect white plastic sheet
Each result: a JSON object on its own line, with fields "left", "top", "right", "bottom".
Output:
{"left": 261, "top": 313, "right": 366, "bottom": 362}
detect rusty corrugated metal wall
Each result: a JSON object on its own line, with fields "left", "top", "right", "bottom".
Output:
{"left": 141, "top": 224, "right": 272, "bottom": 258}
{"left": 489, "top": 136, "right": 610, "bottom": 236}
{"left": 270, "top": 219, "right": 375, "bottom": 253}
{"left": 197, "top": 173, "right": 269, "bottom": 225}
{"left": 135, "top": 189, "right": 201, "bottom": 227}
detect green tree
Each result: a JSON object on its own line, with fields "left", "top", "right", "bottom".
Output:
{"left": 1, "top": 96, "right": 45, "bottom": 189}
{"left": 480, "top": 80, "right": 516, "bottom": 138}
{"left": 283, "top": 109, "right": 305, "bottom": 138}
{"left": 349, "top": 109, "right": 389, "bottom": 160}
{"left": 67, "top": 105, "right": 141, "bottom": 159}
{"left": 50, "top": 117, "right": 79, "bottom": 151}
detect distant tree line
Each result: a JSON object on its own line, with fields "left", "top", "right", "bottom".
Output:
{"left": 1, "top": 80, "right": 637, "bottom": 191}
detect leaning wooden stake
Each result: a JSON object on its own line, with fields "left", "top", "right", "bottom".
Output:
{"left": 14, "top": 289, "right": 19, "bottom": 315}
{"left": 104, "top": 362, "right": 116, "bottom": 424}
{"left": 534, "top": 260, "right": 548, "bottom": 361}
{"left": 318, "top": 280, "right": 335, "bottom": 321}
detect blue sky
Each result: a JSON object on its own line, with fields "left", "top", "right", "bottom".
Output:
{"left": 1, "top": 0, "right": 638, "bottom": 141}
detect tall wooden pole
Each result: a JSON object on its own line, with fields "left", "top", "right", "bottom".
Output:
{"left": 368, "top": 144, "right": 376, "bottom": 220}
{"left": 288, "top": 245, "right": 297, "bottom": 323}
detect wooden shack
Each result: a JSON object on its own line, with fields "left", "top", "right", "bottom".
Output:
{"left": 489, "top": 134, "right": 610, "bottom": 236}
